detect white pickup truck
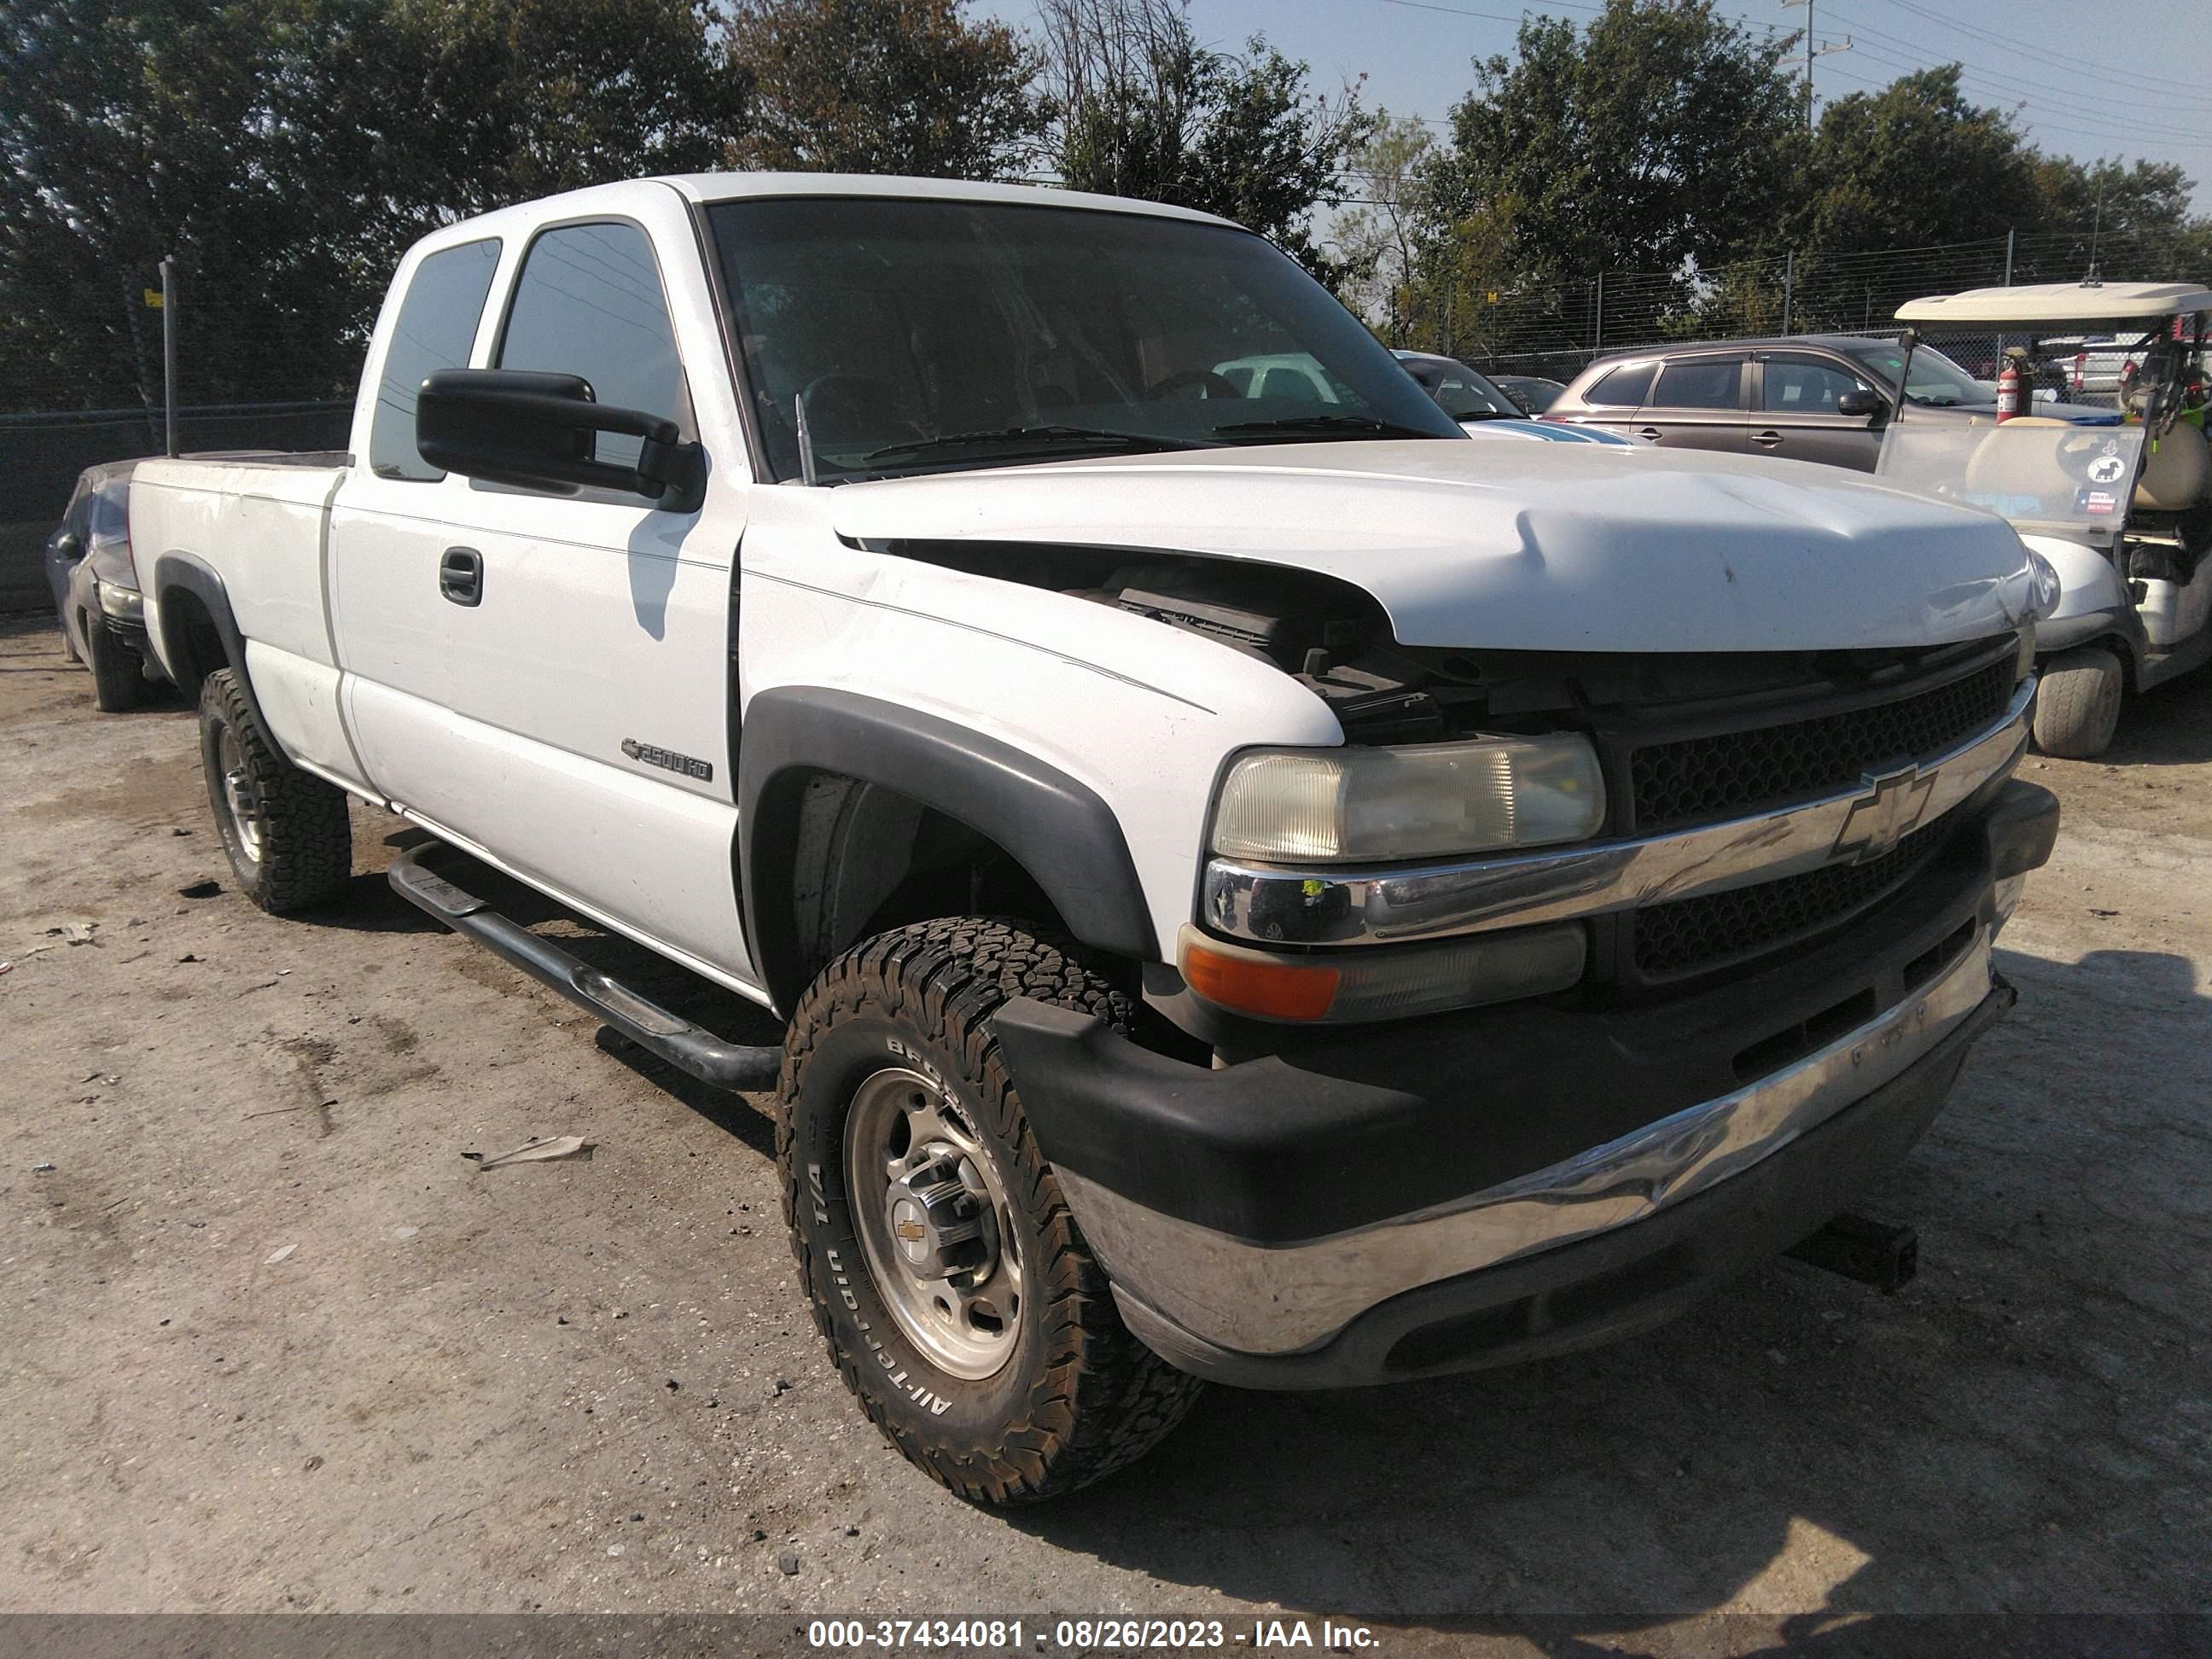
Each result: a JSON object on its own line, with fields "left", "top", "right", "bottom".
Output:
{"left": 132, "top": 173, "right": 2061, "bottom": 1503}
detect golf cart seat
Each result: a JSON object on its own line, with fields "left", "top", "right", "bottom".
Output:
{"left": 2133, "top": 419, "right": 2211, "bottom": 511}
{"left": 1959, "top": 416, "right": 2075, "bottom": 495}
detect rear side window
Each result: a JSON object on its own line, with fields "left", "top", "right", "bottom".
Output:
{"left": 1583, "top": 362, "right": 1655, "bottom": 406}
{"left": 370, "top": 238, "right": 502, "bottom": 480}
{"left": 498, "top": 221, "right": 688, "bottom": 471}
{"left": 1652, "top": 358, "right": 1744, "bottom": 410}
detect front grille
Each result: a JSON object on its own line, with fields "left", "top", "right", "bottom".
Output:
{"left": 1629, "top": 660, "right": 2013, "bottom": 833}
{"left": 1631, "top": 821, "right": 1947, "bottom": 980}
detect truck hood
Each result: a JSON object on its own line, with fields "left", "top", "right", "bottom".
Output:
{"left": 826, "top": 440, "right": 2046, "bottom": 653}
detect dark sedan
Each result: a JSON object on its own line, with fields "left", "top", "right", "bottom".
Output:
{"left": 1491, "top": 374, "right": 1566, "bottom": 415}
{"left": 44, "top": 460, "right": 161, "bottom": 710}
{"left": 1546, "top": 334, "right": 2115, "bottom": 470}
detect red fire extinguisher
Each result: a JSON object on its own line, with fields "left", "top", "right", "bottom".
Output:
{"left": 1996, "top": 356, "right": 2021, "bottom": 422}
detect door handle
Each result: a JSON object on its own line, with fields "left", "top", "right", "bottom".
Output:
{"left": 439, "top": 546, "right": 483, "bottom": 607}
{"left": 1752, "top": 429, "right": 1784, "bottom": 448}
{"left": 1635, "top": 427, "right": 1662, "bottom": 442}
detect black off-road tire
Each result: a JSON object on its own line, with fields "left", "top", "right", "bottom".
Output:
{"left": 198, "top": 667, "right": 352, "bottom": 913}
{"left": 84, "top": 613, "right": 142, "bottom": 712}
{"left": 779, "top": 917, "right": 1204, "bottom": 1504}
{"left": 2032, "top": 644, "right": 2123, "bottom": 759}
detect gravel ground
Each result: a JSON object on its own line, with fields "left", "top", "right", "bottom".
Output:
{"left": 2, "top": 612, "right": 2207, "bottom": 1645}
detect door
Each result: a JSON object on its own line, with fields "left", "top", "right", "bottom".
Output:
{"left": 329, "top": 234, "right": 507, "bottom": 806}
{"left": 1753, "top": 352, "right": 1884, "bottom": 471}
{"left": 427, "top": 211, "right": 759, "bottom": 987}
{"left": 1632, "top": 353, "right": 1751, "bottom": 453}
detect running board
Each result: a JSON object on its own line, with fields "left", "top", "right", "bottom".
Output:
{"left": 387, "top": 844, "right": 783, "bottom": 1092}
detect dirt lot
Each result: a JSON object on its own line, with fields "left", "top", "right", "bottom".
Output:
{"left": 2, "top": 611, "right": 2207, "bottom": 1644}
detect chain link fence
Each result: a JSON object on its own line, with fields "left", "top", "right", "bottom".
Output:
{"left": 1418, "top": 225, "right": 2210, "bottom": 384}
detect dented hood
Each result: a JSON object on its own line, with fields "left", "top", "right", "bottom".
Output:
{"left": 826, "top": 440, "right": 2044, "bottom": 653}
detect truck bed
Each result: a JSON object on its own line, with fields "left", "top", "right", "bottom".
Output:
{"left": 131, "top": 452, "right": 354, "bottom": 787}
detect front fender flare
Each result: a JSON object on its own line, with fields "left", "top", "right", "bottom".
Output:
{"left": 738, "top": 686, "right": 1157, "bottom": 1015}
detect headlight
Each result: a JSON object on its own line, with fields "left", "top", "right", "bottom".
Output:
{"left": 1211, "top": 734, "right": 1605, "bottom": 864}
{"left": 96, "top": 582, "right": 143, "bottom": 620}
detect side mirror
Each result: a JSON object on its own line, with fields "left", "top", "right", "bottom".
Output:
{"left": 416, "top": 369, "right": 705, "bottom": 512}
{"left": 53, "top": 530, "right": 83, "bottom": 561}
{"left": 1837, "top": 388, "right": 1885, "bottom": 420}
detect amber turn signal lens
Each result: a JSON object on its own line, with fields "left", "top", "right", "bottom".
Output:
{"left": 1180, "top": 937, "right": 1341, "bottom": 1022}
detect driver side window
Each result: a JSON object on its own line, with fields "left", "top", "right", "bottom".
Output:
{"left": 498, "top": 221, "right": 690, "bottom": 470}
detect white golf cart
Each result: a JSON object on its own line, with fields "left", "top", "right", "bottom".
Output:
{"left": 1880, "top": 280, "right": 2212, "bottom": 757}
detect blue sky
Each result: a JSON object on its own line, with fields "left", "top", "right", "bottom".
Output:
{"left": 978, "top": 0, "right": 2212, "bottom": 211}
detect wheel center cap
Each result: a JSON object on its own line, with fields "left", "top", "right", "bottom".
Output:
{"left": 884, "top": 1159, "right": 992, "bottom": 1280}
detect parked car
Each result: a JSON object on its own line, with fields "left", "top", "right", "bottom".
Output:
{"left": 131, "top": 173, "right": 2058, "bottom": 1503}
{"left": 1548, "top": 334, "right": 2114, "bottom": 470}
{"left": 44, "top": 459, "right": 160, "bottom": 709}
{"left": 1492, "top": 373, "right": 1567, "bottom": 415}
{"left": 1391, "top": 349, "right": 1522, "bottom": 424}
{"left": 1393, "top": 351, "right": 1640, "bottom": 445}
{"left": 1211, "top": 352, "right": 1346, "bottom": 403}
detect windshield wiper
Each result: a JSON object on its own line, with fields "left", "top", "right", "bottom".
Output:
{"left": 1214, "top": 413, "right": 1446, "bottom": 440}
{"left": 860, "top": 425, "right": 1210, "bottom": 465}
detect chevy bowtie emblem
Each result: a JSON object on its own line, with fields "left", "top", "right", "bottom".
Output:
{"left": 1831, "top": 765, "right": 1940, "bottom": 863}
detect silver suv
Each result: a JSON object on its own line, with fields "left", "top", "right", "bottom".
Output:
{"left": 1547, "top": 335, "right": 2042, "bottom": 471}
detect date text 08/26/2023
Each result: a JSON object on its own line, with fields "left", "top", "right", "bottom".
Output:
{"left": 806, "top": 1617, "right": 1382, "bottom": 1650}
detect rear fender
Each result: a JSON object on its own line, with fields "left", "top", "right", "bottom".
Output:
{"left": 148, "top": 552, "right": 271, "bottom": 736}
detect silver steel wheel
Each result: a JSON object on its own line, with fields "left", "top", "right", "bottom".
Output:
{"left": 844, "top": 1065, "right": 1025, "bottom": 1381}
{"left": 215, "top": 724, "right": 265, "bottom": 864}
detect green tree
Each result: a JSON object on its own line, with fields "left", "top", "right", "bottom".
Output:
{"left": 1790, "top": 66, "right": 2041, "bottom": 254}
{"left": 2026, "top": 155, "right": 2212, "bottom": 281}
{"left": 1040, "top": 0, "right": 1373, "bottom": 278}
{"left": 1335, "top": 113, "right": 1433, "bottom": 341}
{"left": 723, "top": 0, "right": 1045, "bottom": 179}
{"left": 1421, "top": 0, "right": 1801, "bottom": 291}
{"left": 0, "top": 0, "right": 358, "bottom": 410}
{"left": 0, "top": 0, "right": 743, "bottom": 413}
{"left": 387, "top": 0, "right": 747, "bottom": 208}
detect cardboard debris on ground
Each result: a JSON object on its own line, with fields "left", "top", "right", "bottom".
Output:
{"left": 463, "top": 1134, "right": 594, "bottom": 1171}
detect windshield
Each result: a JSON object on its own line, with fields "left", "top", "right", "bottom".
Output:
{"left": 707, "top": 197, "right": 1462, "bottom": 481}
{"left": 88, "top": 480, "right": 131, "bottom": 543}
{"left": 1400, "top": 356, "right": 1517, "bottom": 421}
{"left": 1878, "top": 418, "right": 2146, "bottom": 539}
{"left": 1844, "top": 342, "right": 1988, "bottom": 407}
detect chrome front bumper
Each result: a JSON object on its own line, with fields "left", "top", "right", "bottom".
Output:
{"left": 1202, "top": 677, "right": 2034, "bottom": 947}
{"left": 1060, "top": 923, "right": 2000, "bottom": 1359}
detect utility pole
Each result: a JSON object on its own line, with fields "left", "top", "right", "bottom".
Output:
{"left": 160, "top": 254, "right": 178, "bottom": 457}
{"left": 1780, "top": 0, "right": 1851, "bottom": 131}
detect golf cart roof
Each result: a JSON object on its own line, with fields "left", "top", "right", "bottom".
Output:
{"left": 1896, "top": 280, "right": 2212, "bottom": 328}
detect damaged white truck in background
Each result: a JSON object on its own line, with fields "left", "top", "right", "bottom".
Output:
{"left": 130, "top": 174, "right": 2060, "bottom": 1501}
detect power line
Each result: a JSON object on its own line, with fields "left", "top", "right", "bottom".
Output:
{"left": 1874, "top": 0, "right": 2209, "bottom": 100}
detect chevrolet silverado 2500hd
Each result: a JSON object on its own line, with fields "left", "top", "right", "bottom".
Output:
{"left": 131, "top": 174, "right": 2062, "bottom": 1503}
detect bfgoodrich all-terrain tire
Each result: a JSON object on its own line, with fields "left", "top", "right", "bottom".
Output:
{"left": 2032, "top": 644, "right": 2124, "bottom": 759}
{"left": 779, "top": 917, "right": 1203, "bottom": 1504}
{"left": 198, "top": 667, "right": 352, "bottom": 913}
{"left": 83, "top": 613, "right": 142, "bottom": 712}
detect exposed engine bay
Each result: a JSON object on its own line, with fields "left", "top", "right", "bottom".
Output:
{"left": 863, "top": 537, "right": 2017, "bottom": 744}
